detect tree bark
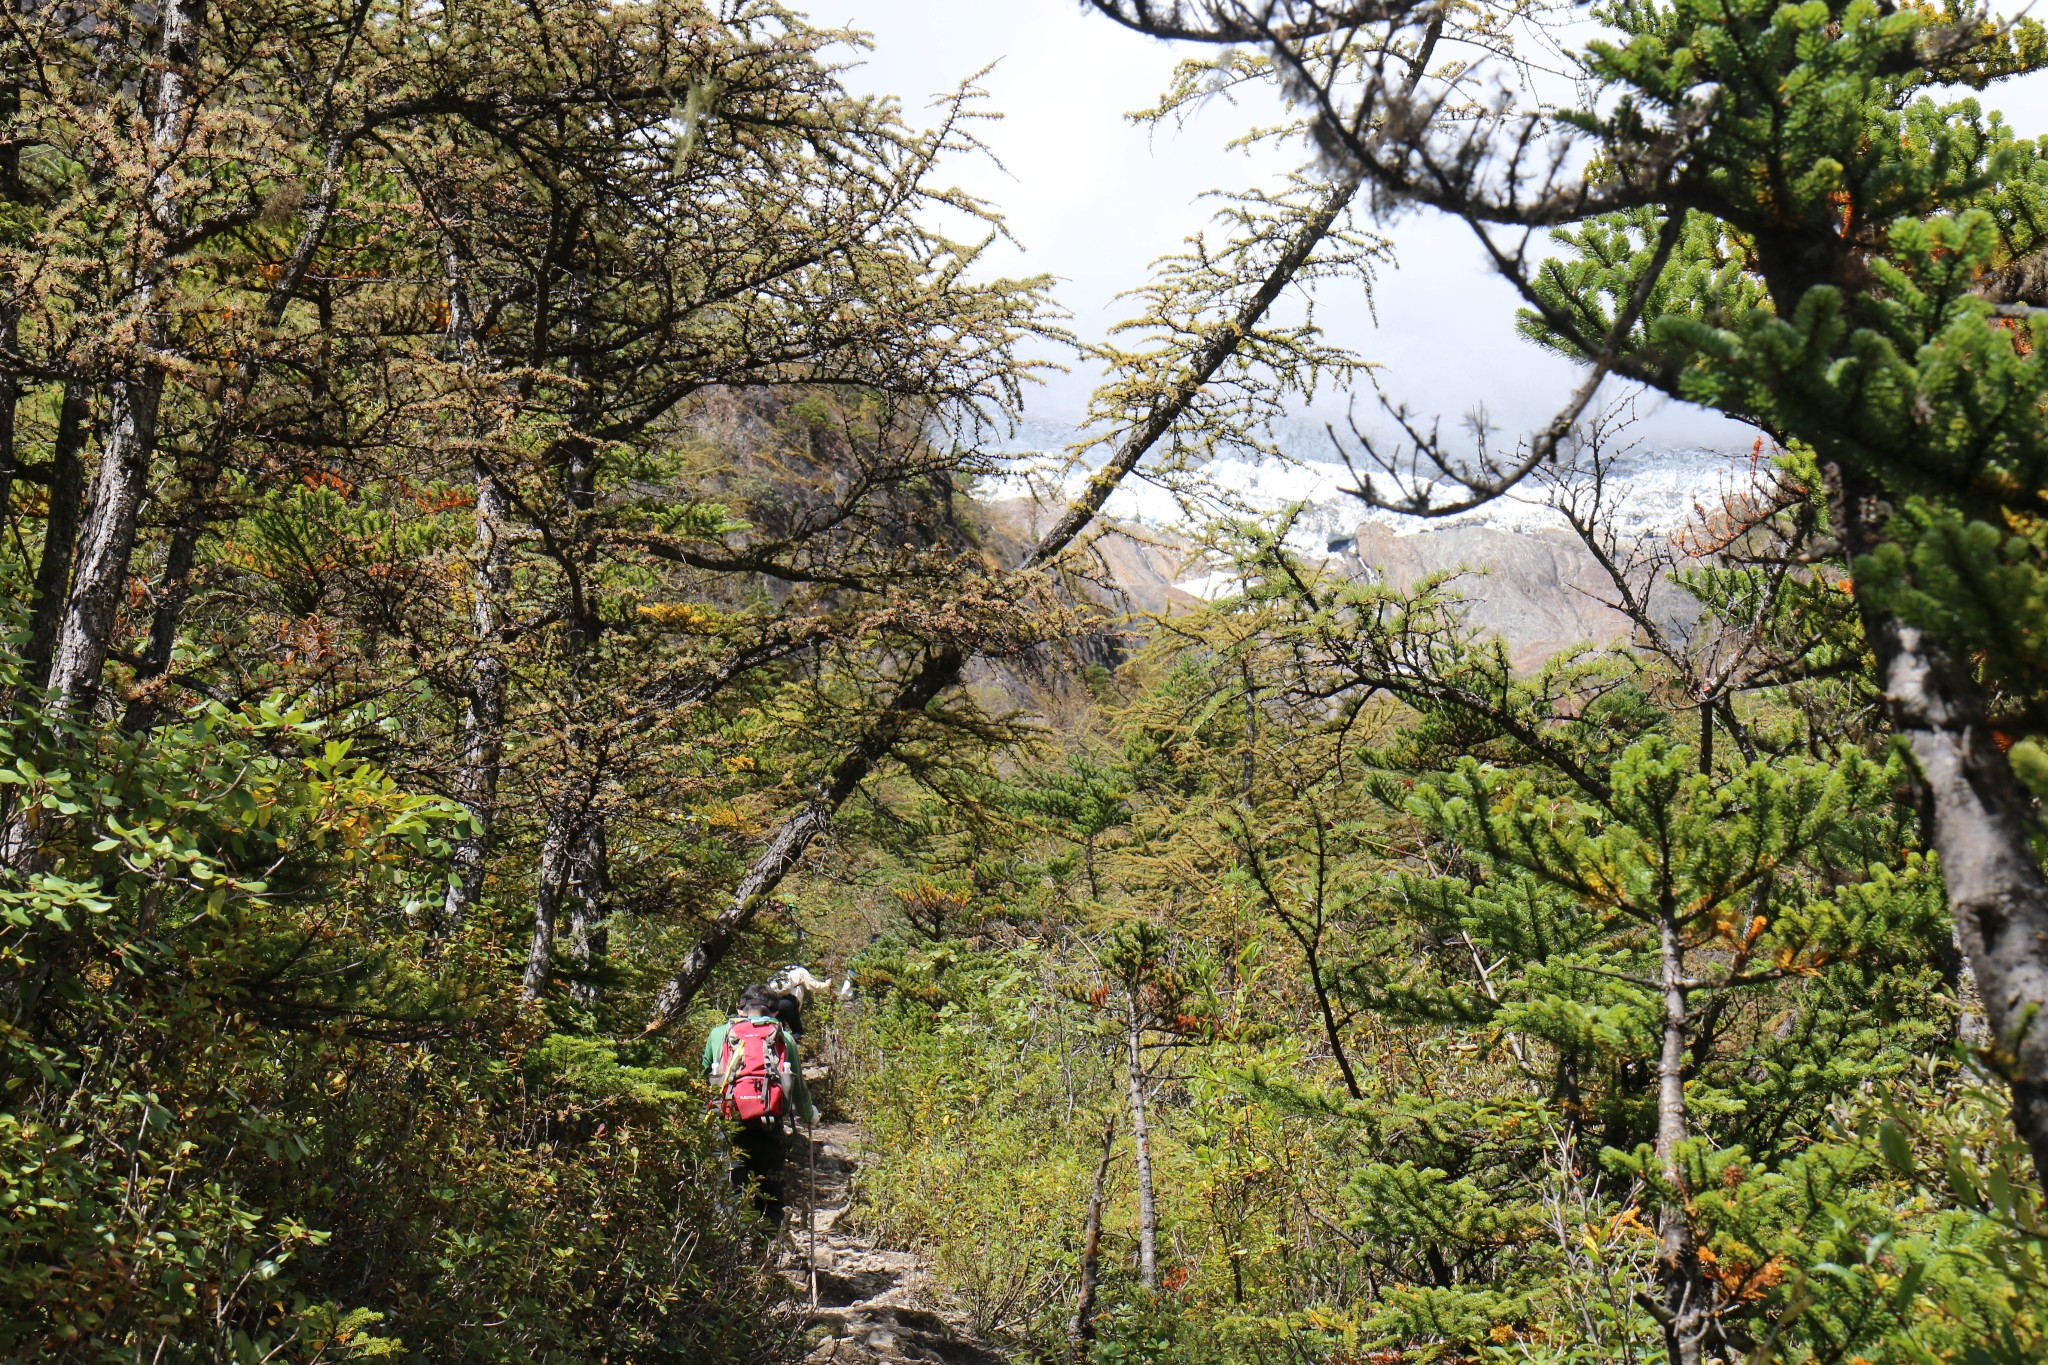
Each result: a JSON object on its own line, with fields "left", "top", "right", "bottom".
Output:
{"left": 0, "top": 314, "right": 16, "bottom": 524}
{"left": 436, "top": 241, "right": 513, "bottom": 934}
{"left": 21, "top": 385, "right": 89, "bottom": 692}
{"left": 522, "top": 799, "right": 583, "bottom": 1002}
{"left": 1636, "top": 893, "right": 1752, "bottom": 1363}
{"left": 1130, "top": 1010, "right": 1163, "bottom": 1301}
{"left": 523, "top": 780, "right": 608, "bottom": 1005}
{"left": 1068, "top": 1117, "right": 1118, "bottom": 1363}
{"left": 440, "top": 464, "right": 511, "bottom": 931}
{"left": 48, "top": 374, "right": 160, "bottom": 718}
{"left": 1829, "top": 460, "right": 2048, "bottom": 1181}
{"left": 641, "top": 178, "right": 1362, "bottom": 1032}
{"left": 1647, "top": 909, "right": 1709, "bottom": 1365}
{"left": 120, "top": 461, "right": 215, "bottom": 730}
{"left": 1126, "top": 1000, "right": 1159, "bottom": 1294}
{"left": 44, "top": 0, "right": 207, "bottom": 719}
{"left": 566, "top": 815, "right": 609, "bottom": 1005}
{"left": 0, "top": 75, "right": 18, "bottom": 523}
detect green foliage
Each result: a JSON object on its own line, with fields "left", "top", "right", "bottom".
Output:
{"left": 0, "top": 681, "right": 786, "bottom": 1361}
{"left": 849, "top": 936, "right": 1111, "bottom": 1342}
{"left": 14, "top": 0, "right": 2048, "bottom": 1356}
{"left": 787, "top": 0, "right": 2048, "bottom": 1357}
{"left": 1525, "top": 0, "right": 2048, "bottom": 760}
{"left": 837, "top": 506, "right": 2044, "bottom": 1363}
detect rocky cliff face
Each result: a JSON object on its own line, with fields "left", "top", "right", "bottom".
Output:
{"left": 1337, "top": 521, "right": 1654, "bottom": 671}
{"left": 981, "top": 499, "right": 1690, "bottom": 673}
{"left": 979, "top": 447, "right": 1746, "bottom": 671}
{"left": 978, "top": 497, "right": 1195, "bottom": 620}
{"left": 1350, "top": 523, "right": 1625, "bottom": 665}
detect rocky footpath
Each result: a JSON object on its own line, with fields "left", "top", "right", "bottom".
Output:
{"left": 780, "top": 1120, "right": 1010, "bottom": 1365}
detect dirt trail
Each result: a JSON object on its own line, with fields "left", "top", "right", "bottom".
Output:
{"left": 781, "top": 1118, "right": 1010, "bottom": 1365}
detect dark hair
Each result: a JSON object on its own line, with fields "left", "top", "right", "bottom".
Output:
{"left": 735, "top": 985, "right": 777, "bottom": 1015}
{"left": 770, "top": 993, "right": 804, "bottom": 1037}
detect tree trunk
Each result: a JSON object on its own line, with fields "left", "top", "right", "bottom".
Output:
{"left": 1828, "top": 459, "right": 2048, "bottom": 1181}
{"left": 521, "top": 244, "right": 609, "bottom": 999}
{"left": 440, "top": 465, "right": 511, "bottom": 931}
{"left": 640, "top": 179, "right": 1362, "bottom": 1032}
{"left": 1126, "top": 1001, "right": 1158, "bottom": 1294}
{"left": 1649, "top": 909, "right": 1709, "bottom": 1365}
{"left": 522, "top": 803, "right": 576, "bottom": 1002}
{"left": 523, "top": 780, "right": 615, "bottom": 1004}
{"left": 523, "top": 653, "right": 601, "bottom": 1001}
{"left": 0, "top": 314, "right": 16, "bottom": 524}
{"left": 121, "top": 461, "right": 216, "bottom": 730}
{"left": 566, "top": 815, "right": 608, "bottom": 1006}
{"left": 47, "top": 374, "right": 160, "bottom": 717}
{"left": 643, "top": 649, "right": 962, "bottom": 1028}
{"left": 21, "top": 385, "right": 89, "bottom": 692}
{"left": 1303, "top": 937, "right": 1364, "bottom": 1101}
{"left": 1068, "top": 1118, "right": 1118, "bottom": 1363}
{"left": 93, "top": 46, "right": 354, "bottom": 731}
{"left": 0, "top": 74, "right": 18, "bottom": 523}
{"left": 45, "top": 0, "right": 207, "bottom": 719}
{"left": 1, "top": 388, "right": 88, "bottom": 864}
{"left": 436, "top": 237, "right": 513, "bottom": 934}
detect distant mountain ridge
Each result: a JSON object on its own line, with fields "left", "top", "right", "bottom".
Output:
{"left": 978, "top": 444, "right": 1761, "bottom": 668}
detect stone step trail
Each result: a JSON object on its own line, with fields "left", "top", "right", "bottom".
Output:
{"left": 778, "top": 1116, "right": 1010, "bottom": 1365}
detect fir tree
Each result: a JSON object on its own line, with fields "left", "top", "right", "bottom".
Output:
{"left": 1092, "top": 0, "right": 2048, "bottom": 1199}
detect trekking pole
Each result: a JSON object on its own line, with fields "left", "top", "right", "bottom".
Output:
{"left": 806, "top": 1110, "right": 818, "bottom": 1310}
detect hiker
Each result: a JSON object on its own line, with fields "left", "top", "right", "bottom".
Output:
{"left": 770, "top": 962, "right": 837, "bottom": 1037}
{"left": 770, "top": 991, "right": 804, "bottom": 1039}
{"left": 771, "top": 964, "right": 833, "bottom": 999}
{"left": 703, "top": 984, "right": 814, "bottom": 1225}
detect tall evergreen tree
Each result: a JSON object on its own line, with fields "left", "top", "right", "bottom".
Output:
{"left": 1091, "top": 0, "right": 2048, "bottom": 1192}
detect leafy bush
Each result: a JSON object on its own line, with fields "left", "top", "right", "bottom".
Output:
{"left": 0, "top": 687, "right": 789, "bottom": 1361}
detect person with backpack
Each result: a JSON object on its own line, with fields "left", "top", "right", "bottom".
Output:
{"left": 703, "top": 985, "right": 814, "bottom": 1225}
{"left": 769, "top": 991, "right": 804, "bottom": 1040}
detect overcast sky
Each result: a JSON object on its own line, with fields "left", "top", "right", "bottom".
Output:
{"left": 831, "top": 0, "right": 1750, "bottom": 453}
{"left": 832, "top": 2, "right": 2048, "bottom": 461}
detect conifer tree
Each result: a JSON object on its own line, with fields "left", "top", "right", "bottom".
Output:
{"left": 1091, "top": 0, "right": 2048, "bottom": 1193}
{"left": 0, "top": 3, "right": 1073, "bottom": 1352}
{"left": 643, "top": 170, "right": 1382, "bottom": 1026}
{"left": 1180, "top": 524, "right": 1951, "bottom": 1357}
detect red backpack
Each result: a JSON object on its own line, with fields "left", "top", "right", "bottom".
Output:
{"left": 714, "top": 1017, "right": 791, "bottom": 1123}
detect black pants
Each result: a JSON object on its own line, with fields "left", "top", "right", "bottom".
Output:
{"left": 729, "top": 1117, "right": 787, "bottom": 1225}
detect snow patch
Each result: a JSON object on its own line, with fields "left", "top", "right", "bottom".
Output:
{"left": 982, "top": 443, "right": 1766, "bottom": 599}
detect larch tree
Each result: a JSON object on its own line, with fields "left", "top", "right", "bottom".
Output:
{"left": 0, "top": 0, "right": 1079, "bottom": 1352}
{"left": 643, "top": 168, "right": 1385, "bottom": 1029}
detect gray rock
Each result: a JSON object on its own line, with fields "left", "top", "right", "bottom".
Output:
{"left": 792, "top": 1121, "right": 1012, "bottom": 1363}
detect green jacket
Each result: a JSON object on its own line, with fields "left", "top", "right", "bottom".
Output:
{"left": 702, "top": 1014, "right": 814, "bottom": 1123}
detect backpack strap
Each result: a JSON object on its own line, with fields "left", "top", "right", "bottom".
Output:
{"left": 715, "top": 1019, "right": 747, "bottom": 1089}
{"left": 720, "top": 1018, "right": 776, "bottom": 1077}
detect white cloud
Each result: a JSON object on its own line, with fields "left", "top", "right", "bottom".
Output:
{"left": 832, "top": 1, "right": 2048, "bottom": 457}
